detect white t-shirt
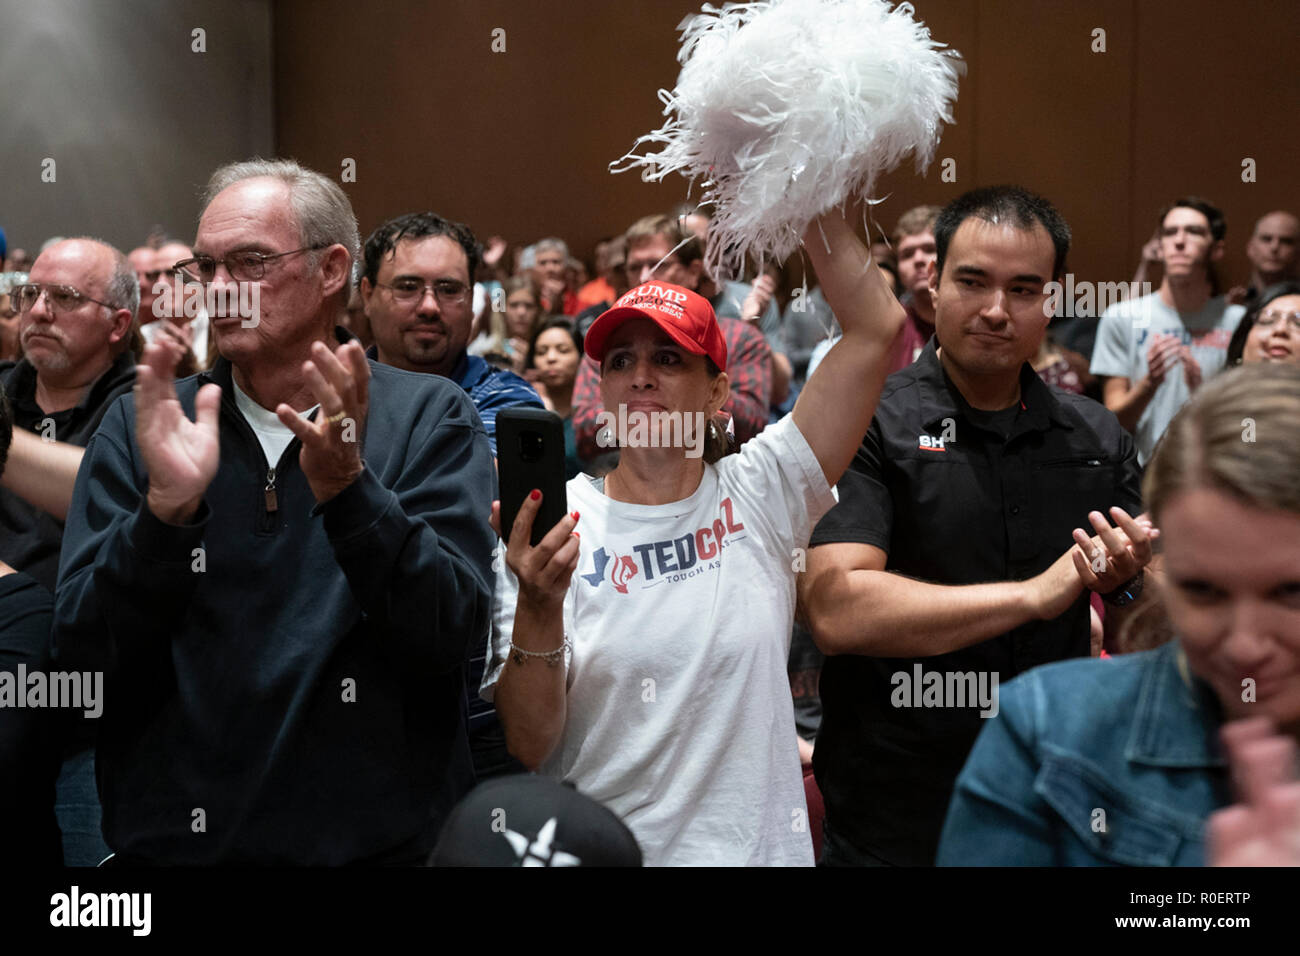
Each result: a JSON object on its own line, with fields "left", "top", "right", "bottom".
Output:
{"left": 481, "top": 415, "right": 836, "bottom": 866}
{"left": 1090, "top": 292, "right": 1243, "bottom": 464}
{"left": 232, "top": 378, "right": 317, "bottom": 468}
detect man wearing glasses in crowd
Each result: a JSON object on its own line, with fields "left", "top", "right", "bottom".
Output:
{"left": 358, "top": 211, "right": 542, "bottom": 782}
{"left": 0, "top": 239, "right": 137, "bottom": 592}
{"left": 358, "top": 211, "right": 542, "bottom": 455}
{"left": 0, "top": 237, "right": 138, "bottom": 865}
{"left": 54, "top": 160, "right": 497, "bottom": 864}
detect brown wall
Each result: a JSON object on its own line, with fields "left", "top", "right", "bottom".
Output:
{"left": 274, "top": 0, "right": 1300, "bottom": 290}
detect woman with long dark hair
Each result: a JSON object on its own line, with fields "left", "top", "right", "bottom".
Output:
{"left": 527, "top": 317, "right": 584, "bottom": 479}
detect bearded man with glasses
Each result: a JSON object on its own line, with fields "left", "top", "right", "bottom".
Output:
{"left": 358, "top": 211, "right": 542, "bottom": 457}
{"left": 359, "top": 211, "right": 542, "bottom": 784}
{"left": 53, "top": 160, "right": 496, "bottom": 865}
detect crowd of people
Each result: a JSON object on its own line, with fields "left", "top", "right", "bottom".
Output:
{"left": 0, "top": 159, "right": 1297, "bottom": 866}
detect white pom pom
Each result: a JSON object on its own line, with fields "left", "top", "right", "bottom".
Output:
{"left": 612, "top": 0, "right": 964, "bottom": 278}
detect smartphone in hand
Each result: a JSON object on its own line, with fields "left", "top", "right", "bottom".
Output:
{"left": 496, "top": 408, "right": 568, "bottom": 547}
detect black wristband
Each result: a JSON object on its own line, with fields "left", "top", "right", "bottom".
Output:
{"left": 1102, "top": 572, "right": 1144, "bottom": 607}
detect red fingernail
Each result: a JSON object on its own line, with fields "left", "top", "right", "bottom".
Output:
{"left": 572, "top": 531, "right": 580, "bottom": 540}
{"left": 571, "top": 510, "right": 580, "bottom": 520}
{"left": 530, "top": 489, "right": 541, "bottom": 501}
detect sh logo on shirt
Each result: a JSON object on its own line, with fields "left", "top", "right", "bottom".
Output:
{"left": 580, "top": 498, "right": 747, "bottom": 593}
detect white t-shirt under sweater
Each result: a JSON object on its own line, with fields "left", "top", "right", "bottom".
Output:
{"left": 481, "top": 414, "right": 836, "bottom": 866}
{"left": 232, "top": 378, "right": 317, "bottom": 468}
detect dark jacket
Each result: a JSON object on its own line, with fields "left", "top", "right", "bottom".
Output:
{"left": 0, "top": 572, "right": 63, "bottom": 865}
{"left": 0, "top": 352, "right": 136, "bottom": 591}
{"left": 52, "top": 341, "right": 496, "bottom": 864}
{"left": 939, "top": 641, "right": 1228, "bottom": 866}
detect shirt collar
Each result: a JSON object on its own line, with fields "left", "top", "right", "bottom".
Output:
{"left": 12, "top": 350, "right": 134, "bottom": 417}
{"left": 1125, "top": 641, "right": 1226, "bottom": 769}
{"left": 207, "top": 326, "right": 356, "bottom": 393}
{"left": 912, "top": 338, "right": 1076, "bottom": 434}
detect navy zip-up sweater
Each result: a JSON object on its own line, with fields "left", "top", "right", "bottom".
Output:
{"left": 52, "top": 343, "right": 496, "bottom": 864}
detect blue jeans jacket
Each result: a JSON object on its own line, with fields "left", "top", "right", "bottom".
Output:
{"left": 937, "top": 641, "right": 1230, "bottom": 866}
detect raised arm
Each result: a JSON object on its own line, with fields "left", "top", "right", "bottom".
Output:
{"left": 54, "top": 342, "right": 221, "bottom": 672}
{"left": 792, "top": 209, "right": 907, "bottom": 485}
{"left": 1, "top": 429, "right": 86, "bottom": 521}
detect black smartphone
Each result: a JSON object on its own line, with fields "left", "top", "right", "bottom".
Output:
{"left": 496, "top": 408, "right": 569, "bottom": 547}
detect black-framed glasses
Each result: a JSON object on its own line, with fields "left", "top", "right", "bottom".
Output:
{"left": 173, "top": 244, "right": 329, "bottom": 284}
{"left": 1256, "top": 309, "right": 1300, "bottom": 333}
{"left": 375, "top": 278, "right": 471, "bottom": 306}
{"left": 11, "top": 283, "right": 119, "bottom": 314}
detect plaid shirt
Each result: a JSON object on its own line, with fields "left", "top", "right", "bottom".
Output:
{"left": 572, "top": 316, "right": 773, "bottom": 462}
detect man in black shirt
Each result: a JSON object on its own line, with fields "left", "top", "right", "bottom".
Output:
{"left": 799, "top": 186, "right": 1152, "bottom": 866}
{"left": 0, "top": 238, "right": 137, "bottom": 866}
{"left": 0, "top": 238, "right": 138, "bottom": 591}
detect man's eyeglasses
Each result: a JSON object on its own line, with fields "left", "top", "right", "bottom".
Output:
{"left": 1256, "top": 309, "right": 1300, "bottom": 333}
{"left": 173, "top": 245, "right": 328, "bottom": 284}
{"left": 11, "top": 283, "right": 119, "bottom": 314}
{"left": 375, "top": 278, "right": 470, "bottom": 306}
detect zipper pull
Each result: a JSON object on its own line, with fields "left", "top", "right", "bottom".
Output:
{"left": 264, "top": 467, "right": 278, "bottom": 513}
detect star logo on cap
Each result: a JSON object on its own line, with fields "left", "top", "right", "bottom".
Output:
{"left": 502, "top": 817, "right": 582, "bottom": 867}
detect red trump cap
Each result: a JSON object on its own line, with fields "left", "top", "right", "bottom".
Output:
{"left": 584, "top": 281, "right": 727, "bottom": 371}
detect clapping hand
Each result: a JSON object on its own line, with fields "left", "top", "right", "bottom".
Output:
{"left": 275, "top": 339, "right": 370, "bottom": 504}
{"left": 136, "top": 341, "right": 221, "bottom": 524}
{"left": 1209, "top": 718, "right": 1300, "bottom": 866}
{"left": 1070, "top": 507, "right": 1158, "bottom": 594}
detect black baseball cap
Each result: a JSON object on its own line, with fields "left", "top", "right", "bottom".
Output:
{"left": 429, "top": 774, "right": 642, "bottom": 867}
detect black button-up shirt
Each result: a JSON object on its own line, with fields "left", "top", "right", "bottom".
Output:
{"left": 0, "top": 352, "right": 137, "bottom": 591}
{"left": 809, "top": 339, "right": 1141, "bottom": 865}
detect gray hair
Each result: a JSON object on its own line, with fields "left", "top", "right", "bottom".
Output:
{"left": 200, "top": 158, "right": 361, "bottom": 271}
{"left": 535, "top": 237, "right": 569, "bottom": 259}
{"left": 105, "top": 246, "right": 141, "bottom": 316}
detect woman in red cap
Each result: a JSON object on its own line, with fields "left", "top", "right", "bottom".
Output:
{"left": 482, "top": 210, "right": 905, "bottom": 866}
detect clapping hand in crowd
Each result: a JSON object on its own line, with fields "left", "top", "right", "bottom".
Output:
{"left": 276, "top": 340, "right": 370, "bottom": 505}
{"left": 1209, "top": 718, "right": 1300, "bottom": 866}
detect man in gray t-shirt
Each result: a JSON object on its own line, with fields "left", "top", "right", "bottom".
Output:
{"left": 1091, "top": 197, "right": 1245, "bottom": 464}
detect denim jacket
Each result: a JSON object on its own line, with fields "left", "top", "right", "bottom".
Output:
{"left": 937, "top": 641, "right": 1230, "bottom": 866}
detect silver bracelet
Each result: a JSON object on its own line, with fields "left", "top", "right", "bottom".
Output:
{"left": 510, "top": 637, "right": 570, "bottom": 667}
